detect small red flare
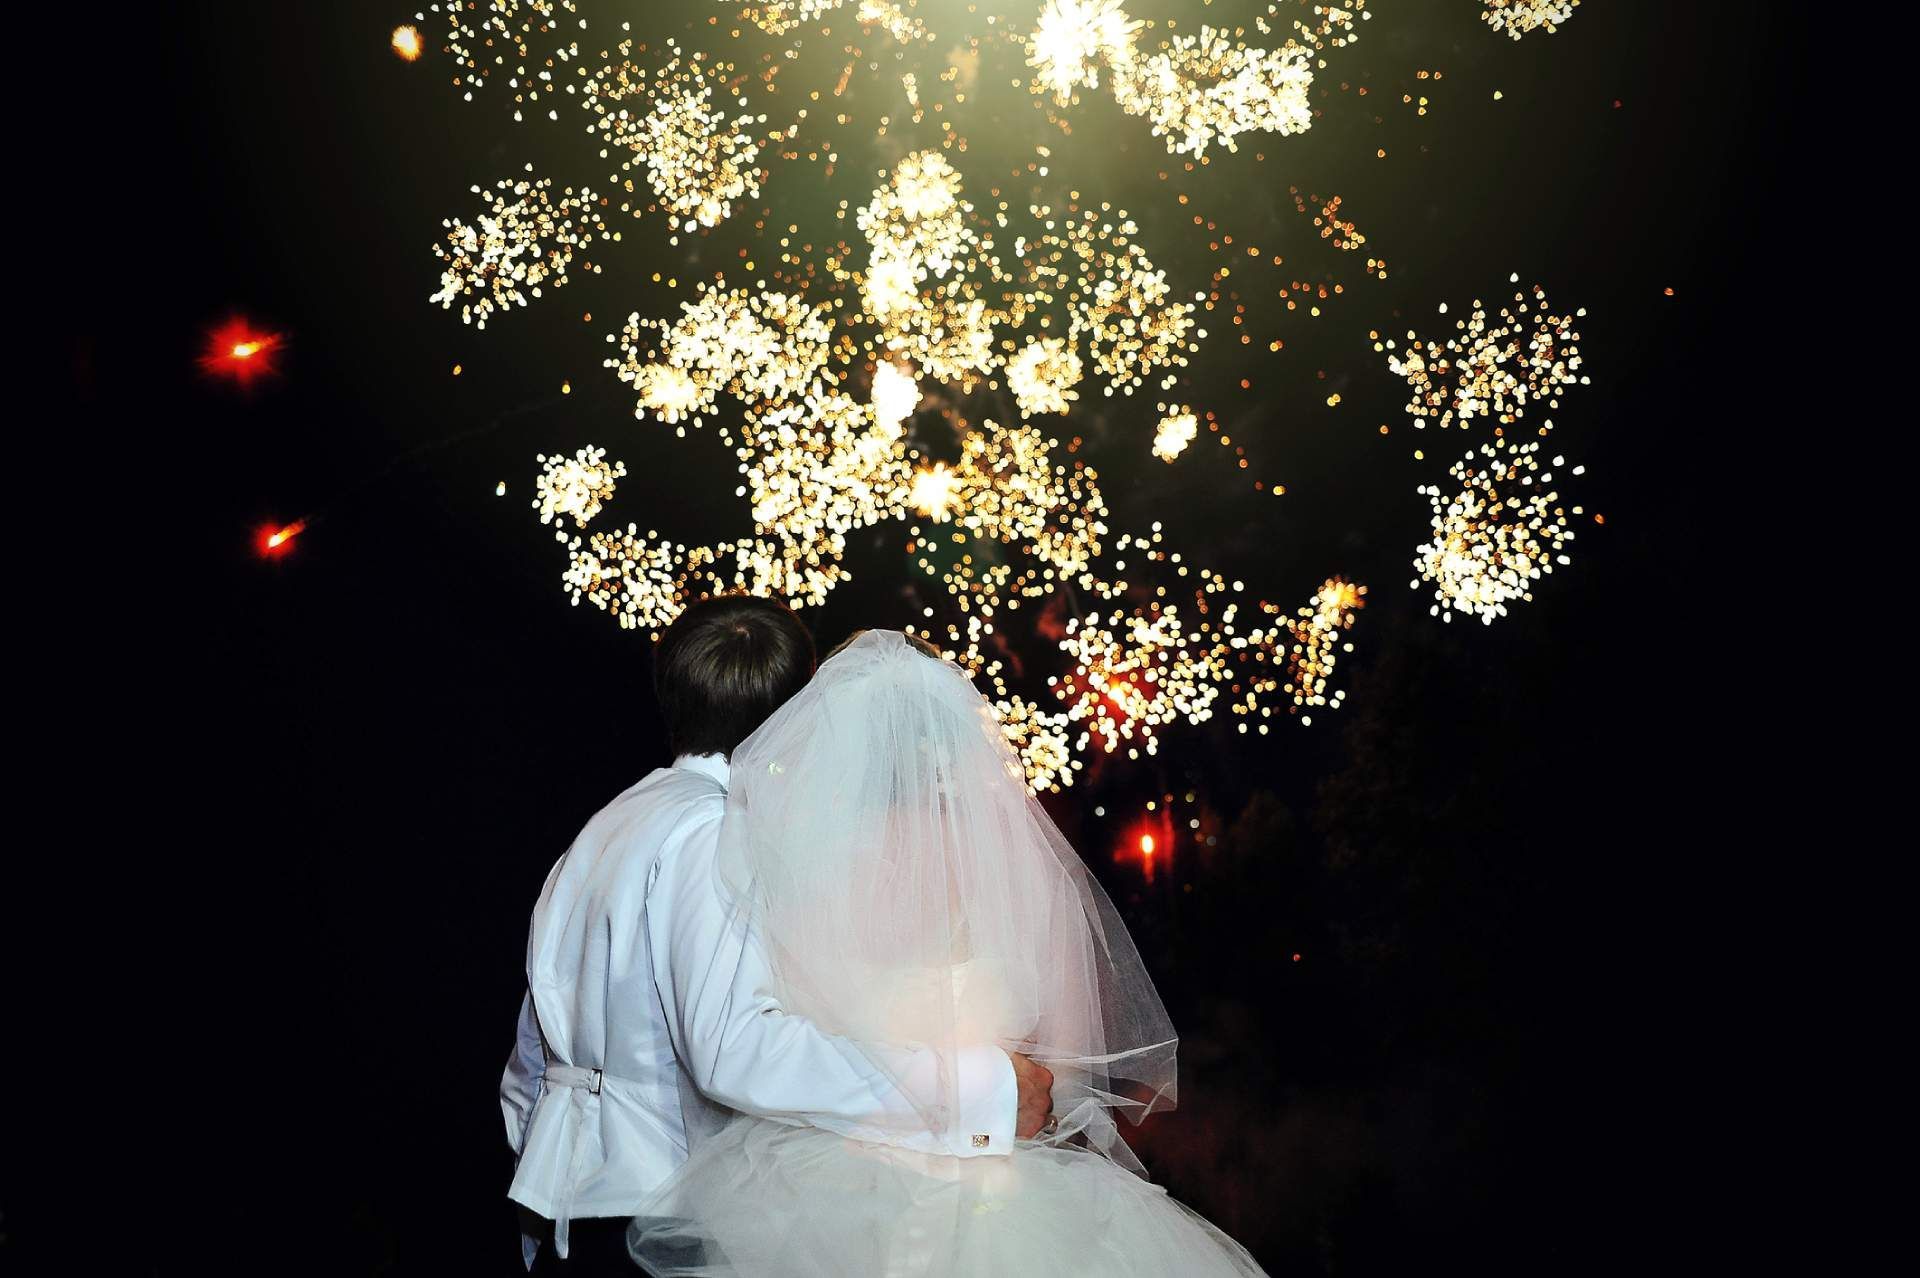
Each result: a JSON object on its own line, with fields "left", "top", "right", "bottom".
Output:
{"left": 202, "top": 319, "right": 282, "bottom": 385}
{"left": 257, "top": 520, "right": 305, "bottom": 557}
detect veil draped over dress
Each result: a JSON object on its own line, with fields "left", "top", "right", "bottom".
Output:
{"left": 629, "top": 630, "right": 1266, "bottom": 1277}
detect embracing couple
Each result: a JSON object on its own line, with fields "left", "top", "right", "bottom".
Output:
{"left": 502, "top": 597, "right": 1267, "bottom": 1276}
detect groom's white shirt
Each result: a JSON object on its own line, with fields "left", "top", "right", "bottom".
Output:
{"left": 501, "top": 752, "right": 1017, "bottom": 1264}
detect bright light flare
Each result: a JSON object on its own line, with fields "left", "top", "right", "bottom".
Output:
{"left": 910, "top": 463, "right": 962, "bottom": 522}
{"left": 391, "top": 24, "right": 423, "bottom": 61}
{"left": 202, "top": 319, "right": 281, "bottom": 385}
{"left": 258, "top": 520, "right": 305, "bottom": 556}
{"left": 1120, "top": 809, "right": 1173, "bottom": 882}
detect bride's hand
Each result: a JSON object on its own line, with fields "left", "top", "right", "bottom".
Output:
{"left": 1008, "top": 1051, "right": 1055, "bottom": 1140}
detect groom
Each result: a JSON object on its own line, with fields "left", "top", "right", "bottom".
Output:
{"left": 501, "top": 595, "right": 1055, "bottom": 1273}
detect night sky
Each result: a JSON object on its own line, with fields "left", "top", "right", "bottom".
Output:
{"left": 34, "top": 3, "right": 1792, "bottom": 1274}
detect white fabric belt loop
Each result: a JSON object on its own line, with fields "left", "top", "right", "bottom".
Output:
{"left": 540, "top": 1062, "right": 618, "bottom": 1260}
{"left": 545, "top": 1063, "right": 604, "bottom": 1095}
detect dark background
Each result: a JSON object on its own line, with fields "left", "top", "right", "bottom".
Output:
{"left": 31, "top": 2, "right": 1790, "bottom": 1273}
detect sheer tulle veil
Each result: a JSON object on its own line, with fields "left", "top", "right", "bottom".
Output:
{"left": 713, "top": 627, "right": 1178, "bottom": 1165}
{"left": 625, "top": 631, "right": 1274, "bottom": 1278}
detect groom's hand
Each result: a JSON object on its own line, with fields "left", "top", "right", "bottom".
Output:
{"left": 1008, "top": 1051, "right": 1054, "bottom": 1140}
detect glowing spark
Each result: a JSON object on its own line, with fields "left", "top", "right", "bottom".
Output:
{"left": 259, "top": 520, "right": 305, "bottom": 556}
{"left": 632, "top": 363, "right": 704, "bottom": 425}
{"left": 202, "top": 319, "right": 280, "bottom": 384}
{"left": 910, "top": 463, "right": 962, "bottom": 522}
{"left": 391, "top": 24, "right": 422, "bottom": 61}
{"left": 870, "top": 361, "right": 922, "bottom": 432}
{"left": 1026, "top": 0, "right": 1142, "bottom": 106}
{"left": 1152, "top": 408, "right": 1197, "bottom": 462}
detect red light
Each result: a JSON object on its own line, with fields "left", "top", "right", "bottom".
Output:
{"left": 202, "top": 318, "right": 282, "bottom": 386}
{"left": 257, "top": 519, "right": 305, "bottom": 557}
{"left": 1139, "top": 834, "right": 1156, "bottom": 856}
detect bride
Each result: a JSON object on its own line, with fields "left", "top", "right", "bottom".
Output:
{"left": 628, "top": 629, "right": 1267, "bottom": 1277}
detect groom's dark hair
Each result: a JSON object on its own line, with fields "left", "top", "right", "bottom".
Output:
{"left": 654, "top": 595, "right": 816, "bottom": 759}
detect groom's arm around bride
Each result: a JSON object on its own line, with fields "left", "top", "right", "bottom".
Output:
{"left": 499, "top": 597, "right": 1051, "bottom": 1271}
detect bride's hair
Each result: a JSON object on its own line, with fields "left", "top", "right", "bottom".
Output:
{"left": 654, "top": 595, "right": 815, "bottom": 759}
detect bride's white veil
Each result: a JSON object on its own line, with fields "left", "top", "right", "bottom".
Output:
{"left": 714, "top": 628, "right": 1178, "bottom": 1164}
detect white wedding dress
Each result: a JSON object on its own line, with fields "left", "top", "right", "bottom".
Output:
{"left": 629, "top": 631, "right": 1267, "bottom": 1277}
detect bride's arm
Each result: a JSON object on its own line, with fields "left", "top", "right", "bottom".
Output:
{"left": 650, "top": 808, "right": 1018, "bottom": 1155}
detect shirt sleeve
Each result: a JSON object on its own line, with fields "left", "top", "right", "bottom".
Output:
{"left": 499, "top": 989, "right": 546, "bottom": 1156}
{"left": 650, "top": 806, "right": 1017, "bottom": 1157}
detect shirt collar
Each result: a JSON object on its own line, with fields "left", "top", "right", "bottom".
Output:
{"left": 671, "top": 752, "right": 731, "bottom": 791}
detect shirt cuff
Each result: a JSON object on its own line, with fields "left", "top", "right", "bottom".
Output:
{"left": 949, "top": 1045, "right": 1018, "bottom": 1157}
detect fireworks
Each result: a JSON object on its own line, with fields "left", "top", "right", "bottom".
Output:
{"left": 1111, "top": 27, "right": 1316, "bottom": 159}
{"left": 1055, "top": 606, "right": 1221, "bottom": 757}
{"left": 583, "top": 41, "right": 764, "bottom": 231}
{"left": 1026, "top": 0, "right": 1142, "bottom": 106}
{"left": 436, "top": 0, "right": 581, "bottom": 118}
{"left": 607, "top": 282, "right": 834, "bottom": 428}
{"left": 738, "top": 1, "right": 847, "bottom": 37}
{"left": 859, "top": 150, "right": 972, "bottom": 281}
{"left": 1025, "top": 3, "right": 1337, "bottom": 158}
{"left": 563, "top": 527, "right": 806, "bottom": 631}
{"left": 857, "top": 0, "right": 929, "bottom": 45}
{"left": 992, "top": 694, "right": 1078, "bottom": 793}
{"left": 1415, "top": 438, "right": 1579, "bottom": 623}
{"left": 429, "top": 170, "right": 605, "bottom": 329}
{"left": 1006, "top": 338, "right": 1084, "bottom": 417}
{"left": 1152, "top": 408, "right": 1197, "bottom": 462}
{"left": 1280, "top": 577, "right": 1366, "bottom": 724}
{"left": 533, "top": 447, "right": 626, "bottom": 537}
{"left": 399, "top": 1, "right": 1600, "bottom": 789}
{"left": 1482, "top": 0, "right": 1580, "bottom": 40}
{"left": 1384, "top": 280, "right": 1589, "bottom": 623}
{"left": 1377, "top": 283, "right": 1586, "bottom": 431}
